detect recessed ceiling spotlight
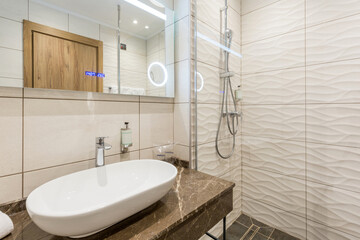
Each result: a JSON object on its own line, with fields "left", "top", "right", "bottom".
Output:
{"left": 133, "top": 19, "right": 138, "bottom": 24}
{"left": 145, "top": 25, "right": 149, "bottom": 29}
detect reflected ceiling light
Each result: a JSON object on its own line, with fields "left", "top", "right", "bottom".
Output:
{"left": 147, "top": 62, "right": 168, "bottom": 87}
{"left": 124, "top": 0, "right": 167, "bottom": 21}
{"left": 150, "top": 0, "right": 165, "bottom": 8}
{"left": 196, "top": 72, "right": 204, "bottom": 92}
{"left": 133, "top": 19, "right": 138, "bottom": 24}
{"left": 197, "top": 32, "right": 242, "bottom": 59}
{"left": 145, "top": 25, "right": 149, "bottom": 29}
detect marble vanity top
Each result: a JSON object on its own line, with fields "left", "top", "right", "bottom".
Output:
{"left": 3, "top": 167, "right": 234, "bottom": 240}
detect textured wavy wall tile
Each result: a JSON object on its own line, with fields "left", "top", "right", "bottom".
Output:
{"left": 229, "top": 42, "right": 242, "bottom": 76}
{"left": 197, "top": 0, "right": 223, "bottom": 34}
{"left": 198, "top": 136, "right": 240, "bottom": 177}
{"left": 306, "top": 0, "right": 360, "bottom": 27}
{"left": 307, "top": 219, "right": 357, "bottom": 240}
{"left": 228, "top": 6, "right": 241, "bottom": 46}
{"left": 242, "top": 196, "right": 306, "bottom": 239}
{"left": 242, "top": 0, "right": 304, "bottom": 44}
{"left": 307, "top": 104, "right": 360, "bottom": 148}
{"left": 242, "top": 29, "right": 305, "bottom": 74}
{"left": 307, "top": 59, "right": 360, "bottom": 104}
{"left": 242, "top": 0, "right": 280, "bottom": 15}
{"left": 197, "top": 103, "right": 241, "bottom": 145}
{"left": 242, "top": 104, "right": 305, "bottom": 141}
{"left": 307, "top": 14, "right": 360, "bottom": 65}
{"left": 120, "top": 51, "right": 147, "bottom": 73}
{"left": 228, "top": 0, "right": 241, "bottom": 15}
{"left": 242, "top": 136, "right": 305, "bottom": 179}
{"left": 307, "top": 143, "right": 360, "bottom": 193}
{"left": 197, "top": 21, "right": 224, "bottom": 70}
{"left": 242, "top": 67, "right": 305, "bottom": 105}
{"left": 243, "top": 167, "right": 305, "bottom": 217}
{"left": 307, "top": 181, "right": 360, "bottom": 237}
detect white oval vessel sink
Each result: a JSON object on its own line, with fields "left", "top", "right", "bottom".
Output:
{"left": 26, "top": 159, "right": 177, "bottom": 238}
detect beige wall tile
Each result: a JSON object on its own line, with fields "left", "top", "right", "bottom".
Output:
{"left": 100, "top": 25, "right": 117, "bottom": 49}
{"left": 0, "top": 86, "right": 22, "bottom": 98}
{"left": 0, "top": 78, "right": 23, "bottom": 88}
{"left": 0, "top": 174, "right": 22, "bottom": 204}
{"left": 241, "top": 0, "right": 279, "bottom": 15}
{"left": 306, "top": 0, "right": 360, "bottom": 27}
{"left": 140, "top": 103, "right": 173, "bottom": 149}
{"left": 175, "top": 60, "right": 190, "bottom": 103}
{"left": 24, "top": 99, "right": 140, "bottom": 171}
{"left": 0, "top": 98, "right": 22, "bottom": 177}
{"left": 307, "top": 219, "right": 357, "bottom": 240}
{"left": 174, "top": 144, "right": 190, "bottom": 161}
{"left": 306, "top": 14, "right": 360, "bottom": 65}
{"left": 197, "top": 0, "right": 223, "bottom": 34}
{"left": 24, "top": 88, "right": 139, "bottom": 102}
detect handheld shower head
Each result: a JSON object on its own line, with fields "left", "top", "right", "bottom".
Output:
{"left": 225, "top": 28, "right": 233, "bottom": 48}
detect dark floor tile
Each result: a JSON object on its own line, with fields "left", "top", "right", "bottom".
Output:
{"left": 236, "top": 214, "right": 252, "bottom": 228}
{"left": 220, "top": 222, "right": 250, "bottom": 240}
{"left": 270, "top": 229, "right": 300, "bottom": 240}
{"left": 243, "top": 230, "right": 255, "bottom": 240}
{"left": 251, "top": 232, "right": 269, "bottom": 240}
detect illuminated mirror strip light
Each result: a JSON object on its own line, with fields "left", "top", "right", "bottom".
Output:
{"left": 124, "top": 0, "right": 167, "bottom": 20}
{"left": 196, "top": 72, "right": 204, "bottom": 92}
{"left": 197, "top": 32, "right": 242, "bottom": 59}
{"left": 147, "top": 62, "right": 168, "bottom": 87}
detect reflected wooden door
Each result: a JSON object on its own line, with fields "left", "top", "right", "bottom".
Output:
{"left": 24, "top": 20, "right": 103, "bottom": 92}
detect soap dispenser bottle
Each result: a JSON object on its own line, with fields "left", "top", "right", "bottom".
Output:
{"left": 121, "top": 122, "right": 133, "bottom": 153}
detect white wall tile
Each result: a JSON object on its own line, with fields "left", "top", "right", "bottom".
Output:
{"left": 307, "top": 59, "right": 360, "bottom": 104}
{"left": 242, "top": 67, "right": 305, "bottom": 105}
{"left": 121, "top": 32, "right": 147, "bottom": 56}
{"left": 242, "top": 104, "right": 305, "bottom": 141}
{"left": 243, "top": 167, "right": 306, "bottom": 218}
{"left": 242, "top": 136, "right": 305, "bottom": 179}
{"left": 69, "top": 15, "right": 99, "bottom": 40}
{"left": 0, "top": 98, "right": 22, "bottom": 177}
{"left": 307, "top": 104, "right": 360, "bottom": 148}
{"left": 175, "top": 59, "right": 190, "bottom": 103}
{"left": 0, "top": 0, "right": 28, "bottom": 22}
{"left": 24, "top": 99, "right": 140, "bottom": 171}
{"left": 29, "top": 1, "right": 68, "bottom": 31}
{"left": 174, "top": 144, "right": 190, "bottom": 161}
{"left": 0, "top": 78, "right": 23, "bottom": 88}
{"left": 0, "top": 48, "right": 23, "bottom": 79}
{"left": 140, "top": 103, "right": 173, "bottom": 149}
{"left": 174, "top": 0, "right": 189, "bottom": 22}
{"left": 307, "top": 181, "right": 360, "bottom": 237}
{"left": 0, "top": 18, "right": 22, "bottom": 50}
{"left": 100, "top": 25, "right": 117, "bottom": 49}
{"left": 242, "top": 29, "right": 305, "bottom": 74}
{"left": 307, "top": 143, "right": 360, "bottom": 193}
{"left": 0, "top": 174, "right": 22, "bottom": 204}
{"left": 306, "top": 0, "right": 360, "bottom": 27}
{"left": 242, "top": 0, "right": 304, "bottom": 44}
{"left": 307, "top": 14, "right": 360, "bottom": 65}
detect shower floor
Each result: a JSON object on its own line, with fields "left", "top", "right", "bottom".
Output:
{"left": 220, "top": 214, "right": 300, "bottom": 240}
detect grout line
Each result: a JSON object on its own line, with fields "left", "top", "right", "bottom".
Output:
{"left": 0, "top": 46, "right": 23, "bottom": 52}
{"left": 21, "top": 88, "right": 24, "bottom": 198}
{"left": 241, "top": 0, "right": 282, "bottom": 16}
{"left": 268, "top": 228, "right": 275, "bottom": 240}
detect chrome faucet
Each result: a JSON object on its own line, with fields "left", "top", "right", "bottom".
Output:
{"left": 95, "top": 137, "right": 112, "bottom": 167}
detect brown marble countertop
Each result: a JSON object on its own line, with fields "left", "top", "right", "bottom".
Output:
{"left": 4, "top": 167, "right": 234, "bottom": 240}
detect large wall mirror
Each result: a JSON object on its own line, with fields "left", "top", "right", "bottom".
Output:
{"left": 1, "top": 0, "right": 175, "bottom": 97}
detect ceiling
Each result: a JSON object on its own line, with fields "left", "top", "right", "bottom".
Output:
{"left": 39, "top": 0, "right": 173, "bottom": 39}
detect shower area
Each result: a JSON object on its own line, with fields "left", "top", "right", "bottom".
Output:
{"left": 192, "top": 0, "right": 360, "bottom": 239}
